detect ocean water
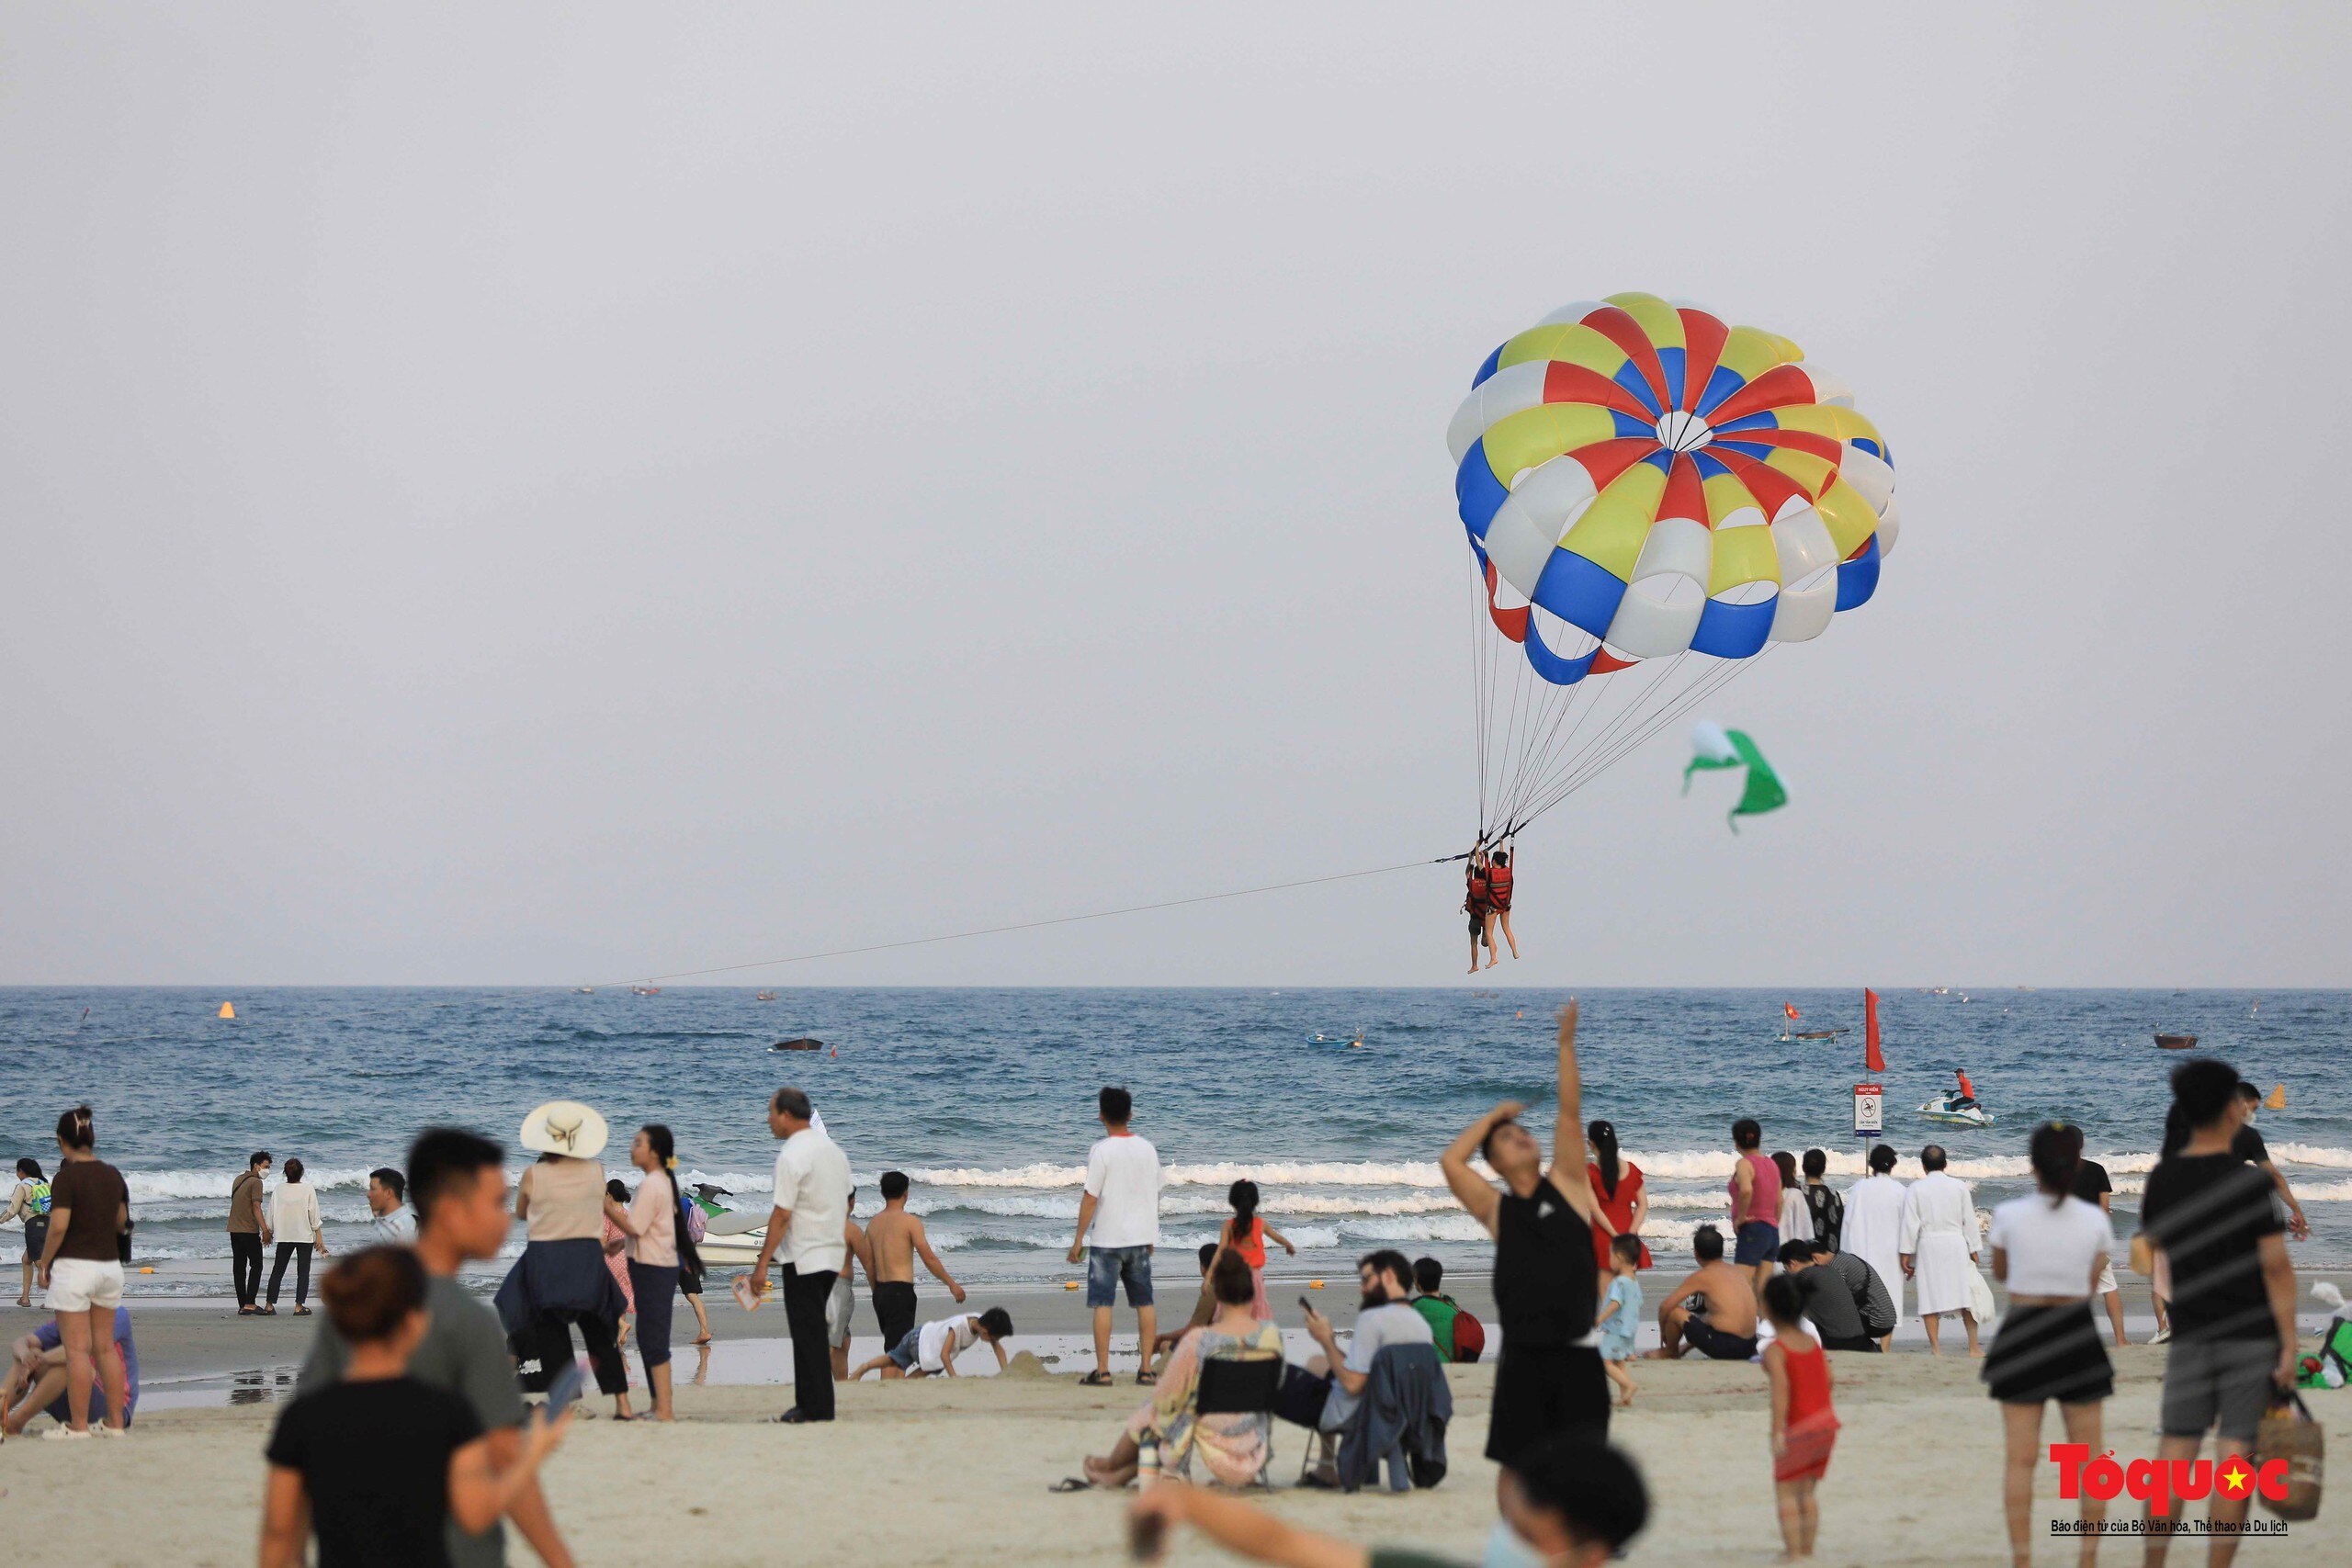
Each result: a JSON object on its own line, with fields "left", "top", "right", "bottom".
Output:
{"left": 3, "top": 987, "right": 2346, "bottom": 1295}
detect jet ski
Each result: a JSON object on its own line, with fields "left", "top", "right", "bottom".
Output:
{"left": 1918, "top": 1090, "right": 1994, "bottom": 1128}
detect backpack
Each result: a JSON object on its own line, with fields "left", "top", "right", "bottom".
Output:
{"left": 678, "top": 1184, "right": 709, "bottom": 1244}
{"left": 1448, "top": 1300, "right": 1487, "bottom": 1363}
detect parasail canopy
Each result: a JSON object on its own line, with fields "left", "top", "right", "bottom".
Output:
{"left": 1448, "top": 292, "right": 1899, "bottom": 837}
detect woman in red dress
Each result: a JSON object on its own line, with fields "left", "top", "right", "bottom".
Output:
{"left": 1585, "top": 1119, "right": 1650, "bottom": 1275}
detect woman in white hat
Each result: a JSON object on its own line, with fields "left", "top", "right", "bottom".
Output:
{"left": 493, "top": 1101, "right": 633, "bottom": 1416}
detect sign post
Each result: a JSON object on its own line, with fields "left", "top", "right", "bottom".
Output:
{"left": 1853, "top": 1083, "right": 1883, "bottom": 1142}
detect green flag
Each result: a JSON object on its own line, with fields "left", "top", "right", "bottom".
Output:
{"left": 1685, "top": 721, "right": 1787, "bottom": 832}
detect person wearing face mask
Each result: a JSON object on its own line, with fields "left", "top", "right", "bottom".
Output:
{"left": 1125, "top": 1432, "right": 1647, "bottom": 1568}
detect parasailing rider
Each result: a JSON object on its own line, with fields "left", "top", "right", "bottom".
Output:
{"left": 1485, "top": 843, "right": 1519, "bottom": 963}
{"left": 1464, "top": 843, "right": 1497, "bottom": 974}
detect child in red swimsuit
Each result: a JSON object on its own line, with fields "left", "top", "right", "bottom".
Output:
{"left": 1762, "top": 1273, "right": 1838, "bottom": 1560}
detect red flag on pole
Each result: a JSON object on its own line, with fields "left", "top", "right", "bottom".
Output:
{"left": 1784, "top": 1002, "right": 1800, "bottom": 1021}
{"left": 1864, "top": 988, "right": 1885, "bottom": 1073}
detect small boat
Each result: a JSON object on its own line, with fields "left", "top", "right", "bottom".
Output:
{"left": 1793, "top": 1028, "right": 1849, "bottom": 1041}
{"left": 630, "top": 985, "right": 662, "bottom": 997}
{"left": 1918, "top": 1091, "right": 1994, "bottom": 1128}
{"left": 2155, "top": 1032, "right": 2198, "bottom": 1050}
{"left": 753, "top": 990, "right": 778, "bottom": 1002}
{"left": 574, "top": 986, "right": 594, "bottom": 994}
{"left": 771, "top": 1037, "right": 824, "bottom": 1053}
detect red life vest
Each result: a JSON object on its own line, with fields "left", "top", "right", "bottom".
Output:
{"left": 1465, "top": 868, "right": 1490, "bottom": 911}
{"left": 1487, "top": 863, "right": 1514, "bottom": 910}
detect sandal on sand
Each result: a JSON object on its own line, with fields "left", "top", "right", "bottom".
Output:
{"left": 293, "top": 1306, "right": 312, "bottom": 1316}
{"left": 1134, "top": 1370, "right": 1158, "bottom": 1386}
{"left": 1049, "top": 1477, "right": 1093, "bottom": 1492}
{"left": 1077, "top": 1371, "right": 1113, "bottom": 1387}
{"left": 258, "top": 1306, "right": 277, "bottom": 1316}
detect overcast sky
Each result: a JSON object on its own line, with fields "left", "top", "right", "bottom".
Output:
{"left": 4, "top": 6, "right": 2346, "bottom": 987}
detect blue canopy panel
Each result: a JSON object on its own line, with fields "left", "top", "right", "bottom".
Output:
{"left": 1834, "top": 532, "right": 1882, "bottom": 611}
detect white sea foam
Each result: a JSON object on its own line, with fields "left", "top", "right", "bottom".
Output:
{"left": 124, "top": 1167, "right": 378, "bottom": 1202}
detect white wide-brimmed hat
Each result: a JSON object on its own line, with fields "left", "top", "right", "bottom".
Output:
{"left": 520, "top": 1100, "right": 608, "bottom": 1160}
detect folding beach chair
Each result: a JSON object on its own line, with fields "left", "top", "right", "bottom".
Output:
{"left": 1194, "top": 1355, "right": 1284, "bottom": 1489}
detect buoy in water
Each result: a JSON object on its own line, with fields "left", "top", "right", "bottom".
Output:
{"left": 139, "top": 1266, "right": 154, "bottom": 1274}
{"left": 2266, "top": 1083, "right": 2286, "bottom": 1111}
{"left": 217, "top": 1001, "right": 236, "bottom": 1020}
{"left": 1063, "top": 1280, "right": 1080, "bottom": 1291}
{"left": 1308, "top": 1280, "right": 1325, "bottom": 1290}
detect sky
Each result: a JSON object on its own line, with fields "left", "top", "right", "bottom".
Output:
{"left": 3, "top": 6, "right": 2347, "bottom": 987}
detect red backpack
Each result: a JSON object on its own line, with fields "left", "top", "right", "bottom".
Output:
{"left": 1449, "top": 1302, "right": 1487, "bottom": 1363}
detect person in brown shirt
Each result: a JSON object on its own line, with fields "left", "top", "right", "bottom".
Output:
{"left": 229, "top": 1151, "right": 272, "bottom": 1314}
{"left": 36, "top": 1104, "right": 132, "bottom": 1435}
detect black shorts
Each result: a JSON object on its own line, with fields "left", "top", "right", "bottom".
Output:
{"left": 1469, "top": 908, "right": 1491, "bottom": 937}
{"left": 872, "top": 1280, "right": 918, "bottom": 1353}
{"left": 1680, "top": 1315, "right": 1758, "bottom": 1361}
{"left": 1486, "top": 1344, "right": 1608, "bottom": 1464}
{"left": 1820, "top": 1333, "right": 1883, "bottom": 1353}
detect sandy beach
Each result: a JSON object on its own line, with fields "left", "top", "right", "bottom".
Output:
{"left": 4, "top": 1339, "right": 2341, "bottom": 1567}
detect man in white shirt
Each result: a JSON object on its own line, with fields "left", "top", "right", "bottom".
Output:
{"left": 366, "top": 1168, "right": 415, "bottom": 1245}
{"left": 1897, "top": 1145, "right": 1981, "bottom": 1357}
{"left": 751, "top": 1086, "right": 853, "bottom": 1422}
{"left": 1064, "top": 1086, "right": 1162, "bottom": 1385}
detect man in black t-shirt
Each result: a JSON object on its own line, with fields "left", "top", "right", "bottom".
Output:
{"left": 2136, "top": 1059, "right": 2297, "bottom": 1564}
{"left": 1442, "top": 1000, "right": 1605, "bottom": 1498}
{"left": 2068, "top": 1157, "right": 2128, "bottom": 1348}
{"left": 2232, "top": 1081, "right": 2311, "bottom": 1241}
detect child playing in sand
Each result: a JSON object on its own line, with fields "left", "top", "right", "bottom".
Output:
{"left": 850, "top": 1307, "right": 1014, "bottom": 1380}
{"left": 1761, "top": 1273, "right": 1838, "bottom": 1562}
{"left": 1596, "top": 1234, "right": 1642, "bottom": 1405}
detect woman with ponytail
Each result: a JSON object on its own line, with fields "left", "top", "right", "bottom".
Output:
{"left": 1583, "top": 1121, "right": 1649, "bottom": 1275}
{"left": 605, "top": 1124, "right": 693, "bottom": 1420}
{"left": 35, "top": 1105, "right": 131, "bottom": 1436}
{"left": 1983, "top": 1122, "right": 2116, "bottom": 1561}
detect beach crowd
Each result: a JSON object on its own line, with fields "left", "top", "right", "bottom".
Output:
{"left": 0, "top": 1000, "right": 2327, "bottom": 1568}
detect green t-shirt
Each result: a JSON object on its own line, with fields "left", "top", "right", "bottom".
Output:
{"left": 1371, "top": 1551, "right": 1465, "bottom": 1568}
{"left": 297, "top": 1272, "right": 527, "bottom": 1568}
{"left": 1409, "top": 1293, "right": 1459, "bottom": 1359}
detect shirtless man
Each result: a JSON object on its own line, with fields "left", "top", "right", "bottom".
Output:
{"left": 1648, "top": 1225, "right": 1761, "bottom": 1360}
{"left": 864, "top": 1170, "right": 965, "bottom": 1357}
{"left": 829, "top": 1194, "right": 878, "bottom": 1382}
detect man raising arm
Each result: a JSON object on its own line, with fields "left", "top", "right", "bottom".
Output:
{"left": 1442, "top": 1001, "right": 1611, "bottom": 1492}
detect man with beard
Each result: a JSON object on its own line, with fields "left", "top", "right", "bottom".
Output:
{"left": 1442, "top": 999, "right": 1607, "bottom": 1495}
{"left": 1298, "top": 1250, "right": 1431, "bottom": 1484}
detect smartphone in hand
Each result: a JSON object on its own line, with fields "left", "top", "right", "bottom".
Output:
{"left": 544, "top": 1360, "right": 584, "bottom": 1420}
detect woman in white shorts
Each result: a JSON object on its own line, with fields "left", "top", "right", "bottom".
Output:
{"left": 35, "top": 1105, "right": 132, "bottom": 1438}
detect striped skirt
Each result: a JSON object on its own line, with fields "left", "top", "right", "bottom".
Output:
{"left": 1982, "top": 1302, "right": 2113, "bottom": 1405}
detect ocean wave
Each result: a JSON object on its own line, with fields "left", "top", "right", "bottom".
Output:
{"left": 907, "top": 1191, "right": 1470, "bottom": 1224}
{"left": 2268, "top": 1143, "right": 2352, "bottom": 1171}
{"left": 899, "top": 1160, "right": 1469, "bottom": 1191}
{"left": 124, "top": 1167, "right": 379, "bottom": 1202}
{"left": 101, "top": 1145, "right": 2352, "bottom": 1214}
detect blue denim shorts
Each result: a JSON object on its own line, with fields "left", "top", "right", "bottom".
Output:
{"left": 1734, "top": 1221, "right": 1781, "bottom": 1266}
{"left": 1084, "top": 1244, "right": 1155, "bottom": 1309}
